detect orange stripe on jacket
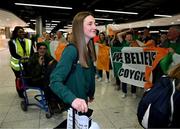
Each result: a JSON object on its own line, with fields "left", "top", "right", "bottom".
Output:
{"left": 54, "top": 43, "right": 67, "bottom": 61}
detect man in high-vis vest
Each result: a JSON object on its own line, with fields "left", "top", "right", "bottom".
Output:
{"left": 8, "top": 26, "right": 34, "bottom": 98}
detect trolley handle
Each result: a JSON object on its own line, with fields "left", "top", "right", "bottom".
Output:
{"left": 18, "top": 57, "right": 29, "bottom": 64}
{"left": 18, "top": 57, "right": 29, "bottom": 74}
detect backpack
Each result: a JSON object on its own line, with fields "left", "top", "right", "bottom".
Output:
{"left": 47, "top": 43, "right": 78, "bottom": 80}
{"left": 63, "top": 43, "right": 79, "bottom": 83}
{"left": 137, "top": 76, "right": 176, "bottom": 128}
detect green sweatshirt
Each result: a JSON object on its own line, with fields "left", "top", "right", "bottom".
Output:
{"left": 160, "top": 39, "right": 180, "bottom": 74}
{"left": 50, "top": 45, "right": 95, "bottom": 105}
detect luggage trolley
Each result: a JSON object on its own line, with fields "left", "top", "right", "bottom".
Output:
{"left": 18, "top": 57, "right": 52, "bottom": 118}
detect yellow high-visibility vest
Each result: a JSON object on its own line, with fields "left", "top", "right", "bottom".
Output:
{"left": 10, "top": 38, "right": 32, "bottom": 71}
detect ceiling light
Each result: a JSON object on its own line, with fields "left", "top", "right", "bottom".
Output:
{"left": 58, "top": 29, "right": 70, "bottom": 32}
{"left": 150, "top": 31, "right": 159, "bottom": 33}
{"left": 46, "top": 27, "right": 53, "bottom": 30}
{"left": 160, "top": 30, "right": 168, "bottom": 32}
{"left": 30, "top": 19, "right": 36, "bottom": 22}
{"left": 95, "top": 9, "right": 138, "bottom": 15}
{"left": 51, "top": 24, "right": 57, "bottom": 25}
{"left": 154, "top": 14, "right": 172, "bottom": 18}
{"left": 15, "top": 3, "right": 72, "bottom": 10}
{"left": 95, "top": 18, "right": 113, "bottom": 21}
{"left": 46, "top": 30, "right": 51, "bottom": 33}
{"left": 64, "top": 26, "right": 72, "bottom": 29}
{"left": 51, "top": 20, "right": 61, "bottom": 23}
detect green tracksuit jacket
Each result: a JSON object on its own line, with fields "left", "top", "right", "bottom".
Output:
{"left": 50, "top": 45, "right": 95, "bottom": 105}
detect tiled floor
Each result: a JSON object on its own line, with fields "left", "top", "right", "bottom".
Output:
{"left": 0, "top": 48, "right": 143, "bottom": 129}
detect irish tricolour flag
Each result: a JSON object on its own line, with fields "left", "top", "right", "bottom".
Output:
{"left": 111, "top": 47, "right": 169, "bottom": 89}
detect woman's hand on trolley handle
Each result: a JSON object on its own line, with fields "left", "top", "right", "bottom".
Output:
{"left": 71, "top": 98, "right": 88, "bottom": 113}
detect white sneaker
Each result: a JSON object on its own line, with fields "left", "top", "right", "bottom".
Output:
{"left": 121, "top": 93, "right": 126, "bottom": 98}
{"left": 132, "top": 93, "right": 137, "bottom": 99}
{"left": 95, "top": 74, "right": 99, "bottom": 79}
{"left": 97, "top": 77, "right": 102, "bottom": 82}
{"left": 105, "top": 79, "right": 109, "bottom": 83}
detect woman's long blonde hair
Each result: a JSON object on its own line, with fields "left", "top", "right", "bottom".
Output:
{"left": 168, "top": 64, "right": 180, "bottom": 90}
{"left": 168, "top": 64, "right": 180, "bottom": 79}
{"left": 72, "top": 11, "right": 96, "bottom": 68}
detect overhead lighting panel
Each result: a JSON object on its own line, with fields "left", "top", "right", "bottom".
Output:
{"left": 14, "top": 3, "right": 72, "bottom": 10}
{"left": 95, "top": 9, "right": 138, "bottom": 15}
{"left": 95, "top": 18, "right": 113, "bottom": 21}
{"left": 51, "top": 20, "right": 61, "bottom": 23}
{"left": 63, "top": 24, "right": 72, "bottom": 29}
{"left": 154, "top": 14, "right": 172, "bottom": 18}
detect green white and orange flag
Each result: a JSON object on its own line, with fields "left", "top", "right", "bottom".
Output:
{"left": 111, "top": 47, "right": 169, "bottom": 89}
{"left": 54, "top": 42, "right": 67, "bottom": 61}
{"left": 96, "top": 43, "right": 110, "bottom": 71}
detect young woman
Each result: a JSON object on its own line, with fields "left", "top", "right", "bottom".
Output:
{"left": 96, "top": 32, "right": 110, "bottom": 83}
{"left": 50, "top": 11, "right": 97, "bottom": 114}
{"left": 8, "top": 26, "right": 34, "bottom": 98}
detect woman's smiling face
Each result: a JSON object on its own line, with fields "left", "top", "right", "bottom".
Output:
{"left": 83, "top": 15, "right": 97, "bottom": 43}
